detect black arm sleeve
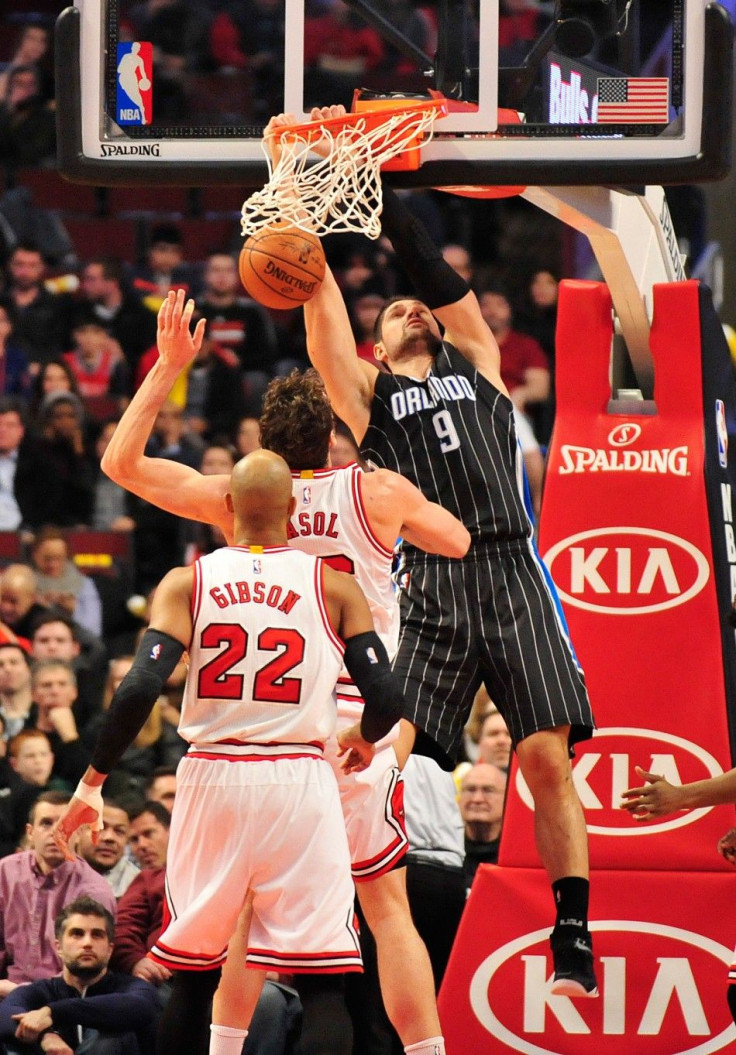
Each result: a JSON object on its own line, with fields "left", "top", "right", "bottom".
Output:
{"left": 380, "top": 182, "right": 470, "bottom": 310}
{"left": 343, "top": 631, "right": 405, "bottom": 743}
{"left": 90, "top": 629, "right": 185, "bottom": 774}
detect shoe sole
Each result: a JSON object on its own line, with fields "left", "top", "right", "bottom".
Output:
{"left": 551, "top": 979, "right": 599, "bottom": 998}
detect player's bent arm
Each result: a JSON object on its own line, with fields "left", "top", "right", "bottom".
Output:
{"left": 621, "top": 764, "right": 736, "bottom": 817}
{"left": 435, "top": 291, "right": 507, "bottom": 394}
{"left": 392, "top": 474, "right": 470, "bottom": 557}
{"left": 305, "top": 264, "right": 377, "bottom": 443}
{"left": 324, "top": 567, "right": 406, "bottom": 743}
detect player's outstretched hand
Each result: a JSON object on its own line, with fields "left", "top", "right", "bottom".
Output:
{"left": 157, "top": 289, "right": 206, "bottom": 372}
{"left": 337, "top": 723, "right": 375, "bottom": 774}
{"left": 718, "top": 827, "right": 736, "bottom": 866}
{"left": 53, "top": 795, "right": 103, "bottom": 862}
{"left": 620, "top": 765, "right": 685, "bottom": 820}
{"left": 263, "top": 112, "right": 298, "bottom": 167}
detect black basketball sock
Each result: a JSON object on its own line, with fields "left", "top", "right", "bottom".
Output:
{"left": 551, "top": 876, "right": 590, "bottom": 940}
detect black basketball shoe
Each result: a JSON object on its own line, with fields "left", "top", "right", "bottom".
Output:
{"left": 550, "top": 930, "right": 599, "bottom": 997}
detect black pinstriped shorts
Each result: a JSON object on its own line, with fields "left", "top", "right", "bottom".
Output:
{"left": 393, "top": 539, "right": 595, "bottom": 770}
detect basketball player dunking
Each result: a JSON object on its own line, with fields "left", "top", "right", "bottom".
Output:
{"left": 95, "top": 290, "right": 470, "bottom": 1055}
{"left": 54, "top": 449, "right": 410, "bottom": 1055}
{"left": 264, "top": 105, "right": 599, "bottom": 997}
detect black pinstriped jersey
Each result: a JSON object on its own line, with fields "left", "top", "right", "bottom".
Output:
{"left": 360, "top": 342, "right": 533, "bottom": 551}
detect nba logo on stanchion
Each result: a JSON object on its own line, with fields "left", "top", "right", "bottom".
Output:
{"left": 116, "top": 42, "right": 153, "bottom": 125}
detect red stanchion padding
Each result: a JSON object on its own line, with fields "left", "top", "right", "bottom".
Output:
{"left": 439, "top": 865, "right": 736, "bottom": 1055}
{"left": 498, "top": 280, "right": 735, "bottom": 872}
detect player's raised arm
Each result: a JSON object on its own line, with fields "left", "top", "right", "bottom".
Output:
{"left": 101, "top": 289, "right": 230, "bottom": 529}
{"left": 379, "top": 182, "right": 506, "bottom": 392}
{"left": 304, "top": 265, "right": 377, "bottom": 443}
{"left": 262, "top": 109, "right": 378, "bottom": 443}
{"left": 54, "top": 566, "right": 192, "bottom": 856}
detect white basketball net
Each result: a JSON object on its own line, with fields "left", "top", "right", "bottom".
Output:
{"left": 241, "top": 106, "right": 441, "bottom": 242}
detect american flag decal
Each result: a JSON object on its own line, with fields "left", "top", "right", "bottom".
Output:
{"left": 597, "top": 77, "right": 669, "bottom": 124}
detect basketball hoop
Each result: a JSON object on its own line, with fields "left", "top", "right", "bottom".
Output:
{"left": 241, "top": 96, "right": 447, "bottom": 242}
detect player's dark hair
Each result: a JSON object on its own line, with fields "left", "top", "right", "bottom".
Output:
{"left": 259, "top": 369, "right": 334, "bottom": 472}
{"left": 55, "top": 896, "right": 115, "bottom": 942}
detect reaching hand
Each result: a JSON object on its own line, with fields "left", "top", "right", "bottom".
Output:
{"left": 619, "top": 765, "right": 686, "bottom": 820}
{"left": 157, "top": 289, "right": 206, "bottom": 372}
{"left": 53, "top": 793, "right": 103, "bottom": 861}
{"left": 263, "top": 112, "right": 299, "bottom": 167}
{"left": 337, "top": 723, "right": 375, "bottom": 774}
{"left": 718, "top": 827, "right": 736, "bottom": 866}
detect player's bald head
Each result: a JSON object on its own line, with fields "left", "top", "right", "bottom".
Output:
{"left": 227, "top": 449, "right": 294, "bottom": 537}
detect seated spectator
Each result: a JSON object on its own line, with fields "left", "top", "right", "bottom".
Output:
{"left": 8, "top": 729, "right": 57, "bottom": 790}
{"left": 349, "top": 290, "right": 386, "bottom": 367}
{"left": 91, "top": 419, "right": 138, "bottom": 533}
{"left": 0, "top": 895, "right": 158, "bottom": 1054}
{"left": 63, "top": 317, "right": 131, "bottom": 421}
{"left": 15, "top": 392, "right": 97, "bottom": 531}
{"left": 0, "top": 22, "right": 54, "bottom": 104}
{"left": 476, "top": 706, "right": 513, "bottom": 773}
{"left": 30, "top": 612, "right": 108, "bottom": 740}
{"left": 77, "top": 799, "right": 140, "bottom": 898}
{"left": 0, "top": 64, "right": 56, "bottom": 169}
{"left": 27, "top": 660, "right": 91, "bottom": 789}
{"left": 234, "top": 416, "right": 260, "bottom": 457}
{"left": 442, "top": 243, "right": 474, "bottom": 285}
{"left": 0, "top": 397, "right": 26, "bottom": 532}
{"left": 143, "top": 767, "right": 176, "bottom": 813}
{"left": 0, "top": 710, "right": 29, "bottom": 857}
{"left": 184, "top": 442, "right": 234, "bottom": 560}
{"left": 3, "top": 244, "right": 72, "bottom": 367}
{"left": 131, "top": 224, "right": 198, "bottom": 305}
{"left": 27, "top": 359, "right": 81, "bottom": 422}
{"left": 177, "top": 321, "right": 247, "bottom": 444}
{"left": 194, "top": 251, "right": 281, "bottom": 416}
{"left": 111, "top": 801, "right": 171, "bottom": 989}
{"left": 2, "top": 730, "right": 58, "bottom": 855}
{"left": 459, "top": 763, "right": 508, "bottom": 889}
{"left": 77, "top": 258, "right": 157, "bottom": 380}
{"left": 0, "top": 303, "right": 31, "bottom": 399}
{"left": 478, "top": 284, "right": 550, "bottom": 432}
{"left": 0, "top": 792, "right": 117, "bottom": 997}
{"left": 28, "top": 528, "right": 103, "bottom": 638}
{"left": 0, "top": 641, "right": 34, "bottom": 739}
{"left": 304, "top": 0, "right": 384, "bottom": 109}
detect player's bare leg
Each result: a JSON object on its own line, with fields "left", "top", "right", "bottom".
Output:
{"left": 357, "top": 868, "right": 445, "bottom": 1052}
{"left": 210, "top": 895, "right": 263, "bottom": 1055}
{"left": 516, "top": 725, "right": 598, "bottom": 997}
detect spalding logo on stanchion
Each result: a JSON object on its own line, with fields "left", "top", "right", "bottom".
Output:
{"left": 116, "top": 42, "right": 153, "bottom": 126}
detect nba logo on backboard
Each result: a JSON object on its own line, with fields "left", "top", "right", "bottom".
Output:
{"left": 716, "top": 399, "right": 728, "bottom": 468}
{"left": 116, "top": 42, "right": 153, "bottom": 125}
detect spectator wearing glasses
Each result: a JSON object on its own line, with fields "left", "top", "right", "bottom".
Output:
{"left": 459, "top": 763, "right": 508, "bottom": 890}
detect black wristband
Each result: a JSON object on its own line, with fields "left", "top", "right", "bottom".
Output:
{"left": 380, "top": 183, "right": 469, "bottom": 310}
{"left": 343, "top": 631, "right": 405, "bottom": 743}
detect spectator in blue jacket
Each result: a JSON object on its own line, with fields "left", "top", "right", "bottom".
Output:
{"left": 0, "top": 894, "right": 159, "bottom": 1054}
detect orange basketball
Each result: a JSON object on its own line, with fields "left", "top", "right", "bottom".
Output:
{"left": 239, "top": 226, "right": 325, "bottom": 310}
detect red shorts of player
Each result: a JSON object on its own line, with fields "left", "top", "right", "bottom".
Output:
{"left": 149, "top": 744, "right": 361, "bottom": 974}
{"left": 327, "top": 683, "right": 408, "bottom": 882}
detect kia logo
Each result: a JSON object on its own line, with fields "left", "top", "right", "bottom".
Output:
{"left": 543, "top": 527, "right": 710, "bottom": 615}
{"left": 514, "top": 727, "right": 724, "bottom": 835}
{"left": 608, "top": 423, "right": 642, "bottom": 447}
{"left": 470, "top": 922, "right": 736, "bottom": 1053}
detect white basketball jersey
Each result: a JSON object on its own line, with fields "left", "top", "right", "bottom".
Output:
{"left": 288, "top": 464, "right": 399, "bottom": 657}
{"left": 180, "top": 546, "right": 343, "bottom": 745}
